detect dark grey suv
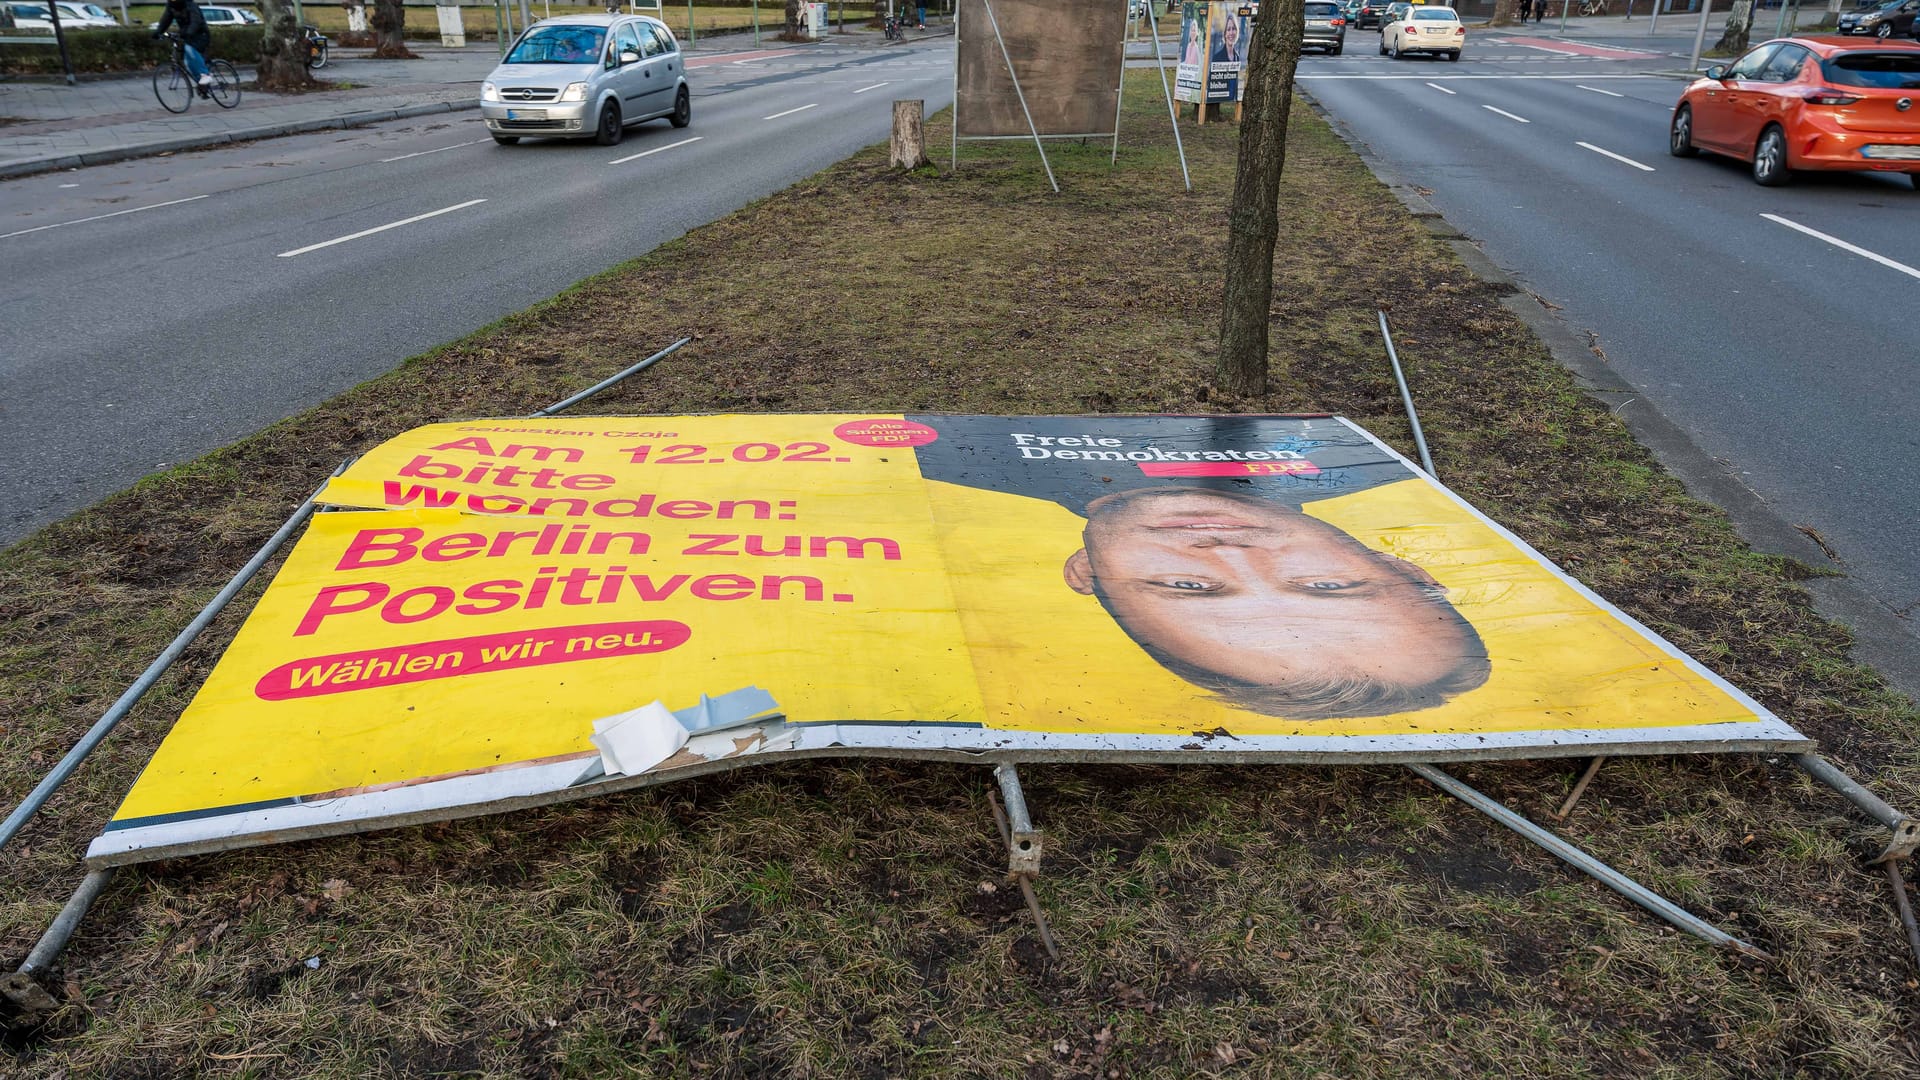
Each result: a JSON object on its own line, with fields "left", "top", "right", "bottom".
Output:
{"left": 1304, "top": 0, "right": 1349, "bottom": 53}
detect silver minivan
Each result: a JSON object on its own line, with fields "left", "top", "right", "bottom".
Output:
{"left": 481, "top": 14, "right": 691, "bottom": 146}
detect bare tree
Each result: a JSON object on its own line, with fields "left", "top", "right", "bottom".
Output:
{"left": 254, "top": 0, "right": 316, "bottom": 90}
{"left": 1712, "top": 0, "right": 1752, "bottom": 54}
{"left": 1214, "top": 0, "right": 1305, "bottom": 397}
{"left": 371, "top": 0, "right": 418, "bottom": 58}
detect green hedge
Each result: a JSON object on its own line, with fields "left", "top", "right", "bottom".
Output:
{"left": 0, "top": 25, "right": 259, "bottom": 75}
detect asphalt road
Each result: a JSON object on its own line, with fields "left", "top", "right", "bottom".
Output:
{"left": 1298, "top": 30, "right": 1920, "bottom": 650}
{"left": 0, "top": 37, "right": 955, "bottom": 548}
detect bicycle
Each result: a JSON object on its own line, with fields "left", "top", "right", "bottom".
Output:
{"left": 883, "top": 10, "right": 903, "bottom": 38}
{"left": 152, "top": 33, "right": 241, "bottom": 114}
{"left": 304, "top": 24, "right": 330, "bottom": 70}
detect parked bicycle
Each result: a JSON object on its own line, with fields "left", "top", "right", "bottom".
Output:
{"left": 153, "top": 32, "right": 240, "bottom": 113}
{"left": 883, "top": 9, "right": 904, "bottom": 38}
{"left": 304, "top": 23, "right": 329, "bottom": 70}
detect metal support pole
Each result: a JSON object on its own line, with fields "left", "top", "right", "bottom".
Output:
{"left": 1887, "top": 860, "right": 1920, "bottom": 973}
{"left": 1648, "top": 0, "right": 1658, "bottom": 33}
{"left": 950, "top": 0, "right": 961, "bottom": 171}
{"left": 1144, "top": 0, "right": 1190, "bottom": 191}
{"left": 1408, "top": 763, "right": 1773, "bottom": 960}
{"left": 18, "top": 869, "right": 115, "bottom": 977}
{"left": 1686, "top": 0, "right": 1711, "bottom": 71}
{"left": 0, "top": 462, "right": 350, "bottom": 854}
{"left": 527, "top": 337, "right": 690, "bottom": 417}
{"left": 978, "top": 0, "right": 1058, "bottom": 192}
{"left": 1110, "top": 0, "right": 1127, "bottom": 166}
{"left": 993, "top": 764, "right": 1043, "bottom": 875}
{"left": 689, "top": 0, "right": 696, "bottom": 41}
{"left": 753, "top": 0, "right": 760, "bottom": 47}
{"left": 1553, "top": 756, "right": 1607, "bottom": 820}
{"left": 1561, "top": 0, "right": 1570, "bottom": 31}
{"left": 1378, "top": 309, "right": 1436, "bottom": 478}
{"left": 1793, "top": 753, "right": 1920, "bottom": 863}
{"left": 47, "top": 0, "right": 76, "bottom": 85}
{"left": 987, "top": 774, "right": 1059, "bottom": 960}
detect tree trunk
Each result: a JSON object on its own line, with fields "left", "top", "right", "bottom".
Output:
{"left": 890, "top": 99, "right": 928, "bottom": 168}
{"left": 1488, "top": 0, "right": 1522, "bottom": 27}
{"left": 1713, "top": 0, "right": 1752, "bottom": 53}
{"left": 786, "top": 0, "right": 803, "bottom": 36}
{"left": 255, "top": 0, "right": 317, "bottom": 90}
{"left": 1214, "top": 0, "right": 1304, "bottom": 397}
{"left": 371, "top": 0, "right": 417, "bottom": 58}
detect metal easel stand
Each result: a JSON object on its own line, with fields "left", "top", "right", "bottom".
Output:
{"left": 1408, "top": 763, "right": 1774, "bottom": 961}
{"left": 1142, "top": 0, "right": 1192, "bottom": 190}
{"left": 976, "top": 0, "right": 1058, "bottom": 192}
{"left": 1, "top": 341, "right": 693, "bottom": 1006}
{"left": 986, "top": 764, "right": 1060, "bottom": 959}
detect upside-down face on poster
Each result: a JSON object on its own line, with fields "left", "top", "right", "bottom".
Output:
{"left": 89, "top": 414, "right": 1809, "bottom": 865}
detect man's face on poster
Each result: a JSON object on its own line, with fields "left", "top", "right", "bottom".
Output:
{"left": 1063, "top": 488, "right": 1487, "bottom": 718}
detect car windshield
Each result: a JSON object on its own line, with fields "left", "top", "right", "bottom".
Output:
{"left": 1822, "top": 51, "right": 1920, "bottom": 88}
{"left": 506, "top": 25, "right": 608, "bottom": 64}
{"left": 1413, "top": 8, "right": 1456, "bottom": 18}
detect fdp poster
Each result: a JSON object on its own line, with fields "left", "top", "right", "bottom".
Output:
{"left": 1176, "top": 1, "right": 1255, "bottom": 104}
{"left": 90, "top": 415, "right": 1807, "bottom": 866}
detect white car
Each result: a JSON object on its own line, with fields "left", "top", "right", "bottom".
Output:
{"left": 53, "top": 1, "right": 118, "bottom": 25}
{"left": 1381, "top": 5, "right": 1464, "bottom": 59}
{"left": 198, "top": 4, "right": 260, "bottom": 24}
{"left": 2, "top": 1, "right": 53, "bottom": 28}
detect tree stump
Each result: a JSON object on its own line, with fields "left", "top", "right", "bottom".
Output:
{"left": 890, "top": 100, "right": 929, "bottom": 170}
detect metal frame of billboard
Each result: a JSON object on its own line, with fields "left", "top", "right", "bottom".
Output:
{"left": 950, "top": 0, "right": 1191, "bottom": 191}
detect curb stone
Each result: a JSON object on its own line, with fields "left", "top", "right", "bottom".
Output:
{"left": 0, "top": 98, "right": 476, "bottom": 180}
{"left": 1297, "top": 88, "right": 1920, "bottom": 698}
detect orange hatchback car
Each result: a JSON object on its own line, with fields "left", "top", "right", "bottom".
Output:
{"left": 1668, "top": 37, "right": 1920, "bottom": 188}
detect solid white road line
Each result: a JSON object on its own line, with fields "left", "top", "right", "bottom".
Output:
{"left": 1426, "top": 81, "right": 1458, "bottom": 94}
{"left": 608, "top": 135, "right": 703, "bottom": 165}
{"left": 276, "top": 199, "right": 486, "bottom": 258}
{"left": 380, "top": 139, "right": 489, "bottom": 163}
{"left": 1762, "top": 213, "right": 1920, "bottom": 282}
{"left": 852, "top": 81, "right": 890, "bottom": 93}
{"left": 0, "top": 194, "right": 210, "bottom": 241}
{"left": 1576, "top": 141, "right": 1654, "bottom": 171}
{"left": 1576, "top": 84, "right": 1625, "bottom": 97}
{"left": 1483, "top": 105, "right": 1531, "bottom": 123}
{"left": 763, "top": 103, "right": 819, "bottom": 120}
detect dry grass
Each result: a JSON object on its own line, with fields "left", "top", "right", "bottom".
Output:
{"left": 3, "top": 74, "right": 1920, "bottom": 1077}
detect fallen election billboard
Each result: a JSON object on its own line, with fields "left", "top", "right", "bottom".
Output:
{"left": 88, "top": 414, "right": 1808, "bottom": 865}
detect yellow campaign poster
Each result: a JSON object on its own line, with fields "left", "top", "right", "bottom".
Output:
{"left": 91, "top": 414, "right": 1807, "bottom": 866}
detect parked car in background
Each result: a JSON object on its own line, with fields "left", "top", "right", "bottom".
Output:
{"left": 481, "top": 15, "right": 691, "bottom": 147}
{"left": 198, "top": 4, "right": 259, "bottom": 24}
{"left": 1382, "top": 4, "right": 1462, "bottom": 57}
{"left": 52, "top": 1, "right": 118, "bottom": 25}
{"left": 2, "top": 2, "right": 53, "bottom": 28}
{"left": 1378, "top": 1, "right": 1411, "bottom": 30}
{"left": 1669, "top": 38, "right": 1920, "bottom": 188}
{"left": 1303, "top": 0, "right": 1348, "bottom": 53}
{"left": 1836, "top": 0, "right": 1917, "bottom": 37}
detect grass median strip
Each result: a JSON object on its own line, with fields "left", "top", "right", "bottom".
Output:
{"left": 3, "top": 70, "right": 1918, "bottom": 1077}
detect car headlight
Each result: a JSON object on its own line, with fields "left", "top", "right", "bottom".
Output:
{"left": 1863, "top": 12, "right": 1882, "bottom": 20}
{"left": 482, "top": 81, "right": 500, "bottom": 102}
{"left": 560, "top": 82, "right": 588, "bottom": 102}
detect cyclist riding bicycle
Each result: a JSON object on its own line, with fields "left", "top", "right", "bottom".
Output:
{"left": 151, "top": 0, "right": 213, "bottom": 93}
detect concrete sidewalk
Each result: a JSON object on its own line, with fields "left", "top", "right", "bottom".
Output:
{"left": 0, "top": 26, "right": 909, "bottom": 180}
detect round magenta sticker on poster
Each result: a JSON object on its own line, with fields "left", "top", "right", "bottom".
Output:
{"left": 834, "top": 418, "right": 939, "bottom": 448}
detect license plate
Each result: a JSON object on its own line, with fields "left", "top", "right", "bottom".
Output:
{"left": 1308, "top": 19, "right": 1331, "bottom": 26}
{"left": 1861, "top": 144, "right": 1920, "bottom": 160}
{"left": 507, "top": 109, "right": 546, "bottom": 120}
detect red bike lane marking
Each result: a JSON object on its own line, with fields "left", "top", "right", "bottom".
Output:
{"left": 1491, "top": 35, "right": 1660, "bottom": 59}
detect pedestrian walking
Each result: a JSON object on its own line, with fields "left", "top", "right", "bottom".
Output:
{"left": 1534, "top": 0, "right": 1546, "bottom": 22}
